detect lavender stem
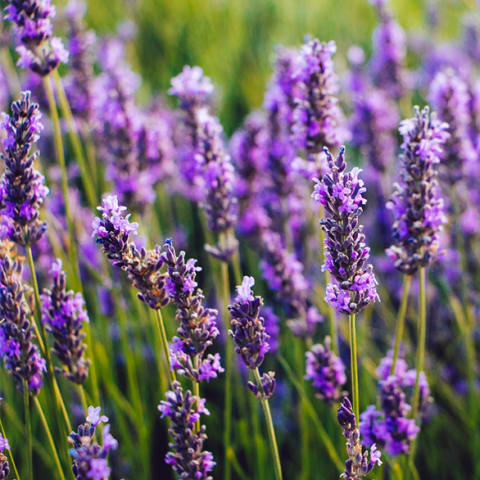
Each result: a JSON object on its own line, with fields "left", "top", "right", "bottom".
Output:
{"left": 390, "top": 275, "right": 412, "bottom": 376}
{"left": 253, "top": 367, "right": 283, "bottom": 480}
{"left": 349, "top": 313, "right": 360, "bottom": 421}
{"left": 0, "top": 418, "right": 20, "bottom": 480}
{"left": 23, "top": 384, "right": 32, "bottom": 480}
{"left": 154, "top": 309, "right": 176, "bottom": 384}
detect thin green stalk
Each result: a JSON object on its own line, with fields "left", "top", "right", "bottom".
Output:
{"left": 193, "top": 355, "right": 201, "bottom": 432}
{"left": 220, "top": 260, "right": 233, "bottom": 480}
{"left": 23, "top": 385, "right": 32, "bottom": 480}
{"left": 253, "top": 368, "right": 283, "bottom": 480}
{"left": 33, "top": 398, "right": 67, "bottom": 480}
{"left": 155, "top": 309, "right": 176, "bottom": 383}
{"left": 0, "top": 417, "right": 20, "bottom": 480}
{"left": 349, "top": 313, "right": 359, "bottom": 421}
{"left": 52, "top": 70, "right": 97, "bottom": 210}
{"left": 390, "top": 275, "right": 412, "bottom": 375}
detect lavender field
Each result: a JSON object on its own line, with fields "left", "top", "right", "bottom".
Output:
{"left": 0, "top": 0, "right": 478, "bottom": 479}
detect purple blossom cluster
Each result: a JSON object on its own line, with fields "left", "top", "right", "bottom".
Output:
{"left": 305, "top": 336, "right": 346, "bottom": 404}
{"left": 4, "top": 0, "right": 68, "bottom": 75}
{"left": 312, "top": 146, "right": 379, "bottom": 314}
{"left": 69, "top": 406, "right": 118, "bottom": 480}
{"left": 162, "top": 241, "right": 223, "bottom": 382}
{"left": 359, "top": 351, "right": 430, "bottom": 456}
{"left": 0, "top": 254, "right": 45, "bottom": 395}
{"left": 337, "top": 397, "right": 382, "bottom": 479}
{"left": 292, "top": 39, "right": 347, "bottom": 163}
{"left": 0, "top": 91, "right": 49, "bottom": 247}
{"left": 0, "top": 434, "right": 10, "bottom": 480}
{"left": 386, "top": 106, "right": 449, "bottom": 274}
{"left": 41, "top": 259, "right": 90, "bottom": 385}
{"left": 158, "top": 382, "right": 215, "bottom": 480}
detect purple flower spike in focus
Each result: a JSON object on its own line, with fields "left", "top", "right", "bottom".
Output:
{"left": 386, "top": 106, "right": 449, "bottom": 275}
{"left": 292, "top": 38, "right": 348, "bottom": 165}
{"left": 369, "top": 0, "right": 409, "bottom": 99}
{"left": 0, "top": 433, "right": 10, "bottom": 480}
{"left": 4, "top": 0, "right": 68, "bottom": 75}
{"left": 0, "top": 91, "right": 49, "bottom": 247}
{"left": 0, "top": 254, "right": 45, "bottom": 395}
{"left": 337, "top": 397, "right": 382, "bottom": 479}
{"left": 305, "top": 336, "right": 347, "bottom": 404}
{"left": 41, "top": 259, "right": 90, "bottom": 385}
{"left": 69, "top": 406, "right": 118, "bottom": 480}
{"left": 312, "top": 146, "right": 379, "bottom": 315}
{"left": 158, "top": 381, "right": 215, "bottom": 480}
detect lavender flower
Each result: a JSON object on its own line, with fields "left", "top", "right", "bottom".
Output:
{"left": 41, "top": 259, "right": 90, "bottom": 385}
{"left": 228, "top": 276, "right": 270, "bottom": 369}
{"left": 370, "top": 0, "right": 409, "bottom": 99}
{"left": 161, "top": 242, "right": 223, "bottom": 382}
{"left": 158, "top": 381, "right": 215, "bottom": 479}
{"left": 0, "top": 255, "right": 45, "bottom": 394}
{"left": 261, "top": 307, "right": 280, "bottom": 353}
{"left": 386, "top": 106, "right": 449, "bottom": 274}
{"left": 92, "top": 194, "right": 170, "bottom": 309}
{"left": 337, "top": 397, "right": 382, "bottom": 479}
{"left": 248, "top": 371, "right": 276, "bottom": 400}
{"left": 69, "top": 406, "right": 118, "bottom": 480}
{"left": 305, "top": 336, "right": 346, "bottom": 404}
{"left": 292, "top": 38, "right": 347, "bottom": 163}
{"left": 428, "top": 69, "right": 477, "bottom": 181}
{"left": 4, "top": 0, "right": 68, "bottom": 75}
{"left": 0, "top": 91, "right": 49, "bottom": 246}
{"left": 0, "top": 434, "right": 10, "bottom": 480}
{"left": 312, "top": 146, "right": 379, "bottom": 314}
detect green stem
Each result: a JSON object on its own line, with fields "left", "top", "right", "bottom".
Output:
{"left": 349, "top": 313, "right": 359, "bottom": 421}
{"left": 154, "top": 309, "right": 176, "bottom": 384}
{"left": 52, "top": 70, "right": 97, "bottom": 210}
{"left": 193, "top": 355, "right": 200, "bottom": 432}
{"left": 391, "top": 275, "right": 412, "bottom": 375}
{"left": 253, "top": 368, "right": 283, "bottom": 480}
{"left": 23, "top": 386, "right": 32, "bottom": 480}
{"left": 0, "top": 417, "right": 20, "bottom": 480}
{"left": 33, "top": 398, "right": 67, "bottom": 480}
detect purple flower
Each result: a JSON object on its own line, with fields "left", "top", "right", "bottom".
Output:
{"left": 261, "top": 307, "right": 280, "bottom": 353}
{"left": 305, "top": 336, "right": 346, "bottom": 404}
{"left": 248, "top": 371, "right": 276, "bottom": 400}
{"left": 168, "top": 66, "right": 214, "bottom": 109}
{"left": 69, "top": 407, "right": 117, "bottom": 480}
{"left": 0, "top": 255, "right": 45, "bottom": 395}
{"left": 386, "top": 106, "right": 449, "bottom": 274}
{"left": 0, "top": 92, "right": 48, "bottom": 246}
{"left": 4, "top": 0, "right": 68, "bottom": 75}
{"left": 313, "top": 146, "right": 379, "bottom": 314}
{"left": 337, "top": 397, "right": 382, "bottom": 479}
{"left": 292, "top": 39, "right": 348, "bottom": 163}
{"left": 0, "top": 433, "right": 9, "bottom": 480}
{"left": 158, "top": 381, "right": 215, "bottom": 479}
{"left": 228, "top": 276, "right": 270, "bottom": 370}
{"left": 41, "top": 259, "right": 90, "bottom": 385}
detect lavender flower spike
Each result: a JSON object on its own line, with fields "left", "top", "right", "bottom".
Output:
{"left": 386, "top": 106, "right": 449, "bottom": 274}
{"left": 312, "top": 146, "right": 379, "bottom": 314}
{"left": 0, "top": 433, "right": 10, "bottom": 480}
{"left": 337, "top": 397, "right": 382, "bottom": 479}
{"left": 0, "top": 255, "right": 45, "bottom": 394}
{"left": 0, "top": 91, "right": 49, "bottom": 246}
{"left": 4, "top": 0, "right": 68, "bottom": 75}
{"left": 69, "top": 406, "right": 118, "bottom": 480}
{"left": 41, "top": 259, "right": 90, "bottom": 385}
{"left": 158, "top": 381, "right": 215, "bottom": 479}
{"left": 305, "top": 336, "right": 347, "bottom": 404}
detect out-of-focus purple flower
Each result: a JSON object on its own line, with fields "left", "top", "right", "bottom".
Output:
{"left": 41, "top": 259, "right": 90, "bottom": 385}
{"left": 69, "top": 406, "right": 117, "bottom": 480}
{"left": 370, "top": 0, "right": 409, "bottom": 99}
{"left": 313, "top": 146, "right": 379, "bottom": 314}
{"left": 0, "top": 255, "right": 45, "bottom": 395}
{"left": 292, "top": 38, "right": 348, "bottom": 163}
{"left": 462, "top": 12, "right": 480, "bottom": 63}
{"left": 429, "top": 69, "right": 477, "bottom": 181}
{"left": 0, "top": 433, "right": 10, "bottom": 480}
{"left": 386, "top": 106, "right": 449, "bottom": 274}
{"left": 305, "top": 336, "right": 346, "bottom": 404}
{"left": 168, "top": 65, "right": 213, "bottom": 109}
{"left": 4, "top": 0, "right": 68, "bottom": 75}
{"left": 0, "top": 91, "right": 48, "bottom": 247}
{"left": 261, "top": 306, "right": 280, "bottom": 353}
{"left": 158, "top": 381, "right": 215, "bottom": 479}
{"left": 162, "top": 242, "right": 223, "bottom": 382}
{"left": 337, "top": 397, "right": 382, "bottom": 479}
